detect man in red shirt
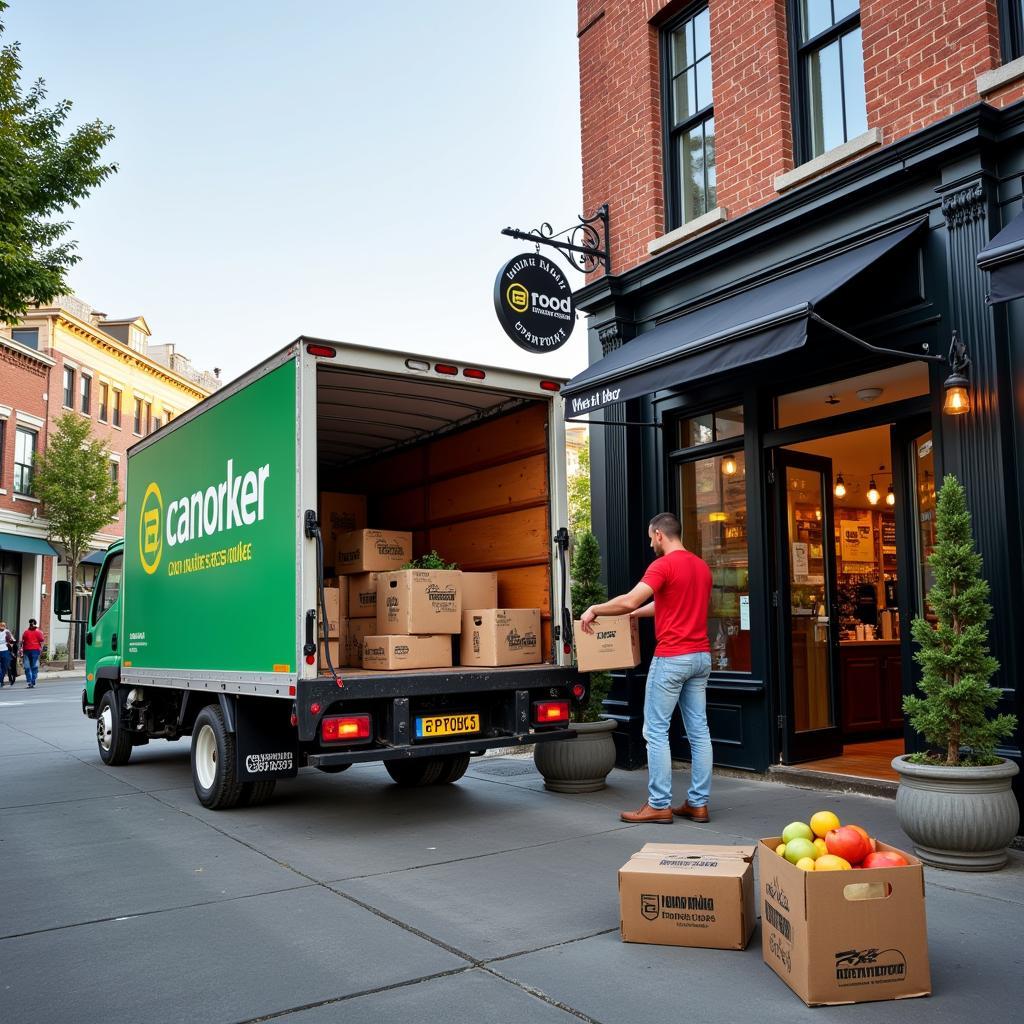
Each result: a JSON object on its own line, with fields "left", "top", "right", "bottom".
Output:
{"left": 21, "top": 618, "right": 45, "bottom": 688}
{"left": 580, "top": 513, "right": 713, "bottom": 824}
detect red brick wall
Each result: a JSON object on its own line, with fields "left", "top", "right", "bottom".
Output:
{"left": 0, "top": 346, "right": 50, "bottom": 518}
{"left": 580, "top": 0, "right": 1017, "bottom": 278}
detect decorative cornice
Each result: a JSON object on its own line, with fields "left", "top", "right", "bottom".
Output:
{"left": 941, "top": 181, "right": 986, "bottom": 228}
{"left": 0, "top": 337, "right": 54, "bottom": 375}
{"left": 597, "top": 318, "right": 634, "bottom": 355}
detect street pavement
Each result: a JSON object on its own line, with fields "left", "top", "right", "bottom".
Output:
{"left": 1, "top": 677, "right": 1022, "bottom": 1024}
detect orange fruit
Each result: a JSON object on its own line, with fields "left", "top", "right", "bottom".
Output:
{"left": 810, "top": 811, "right": 841, "bottom": 838}
{"left": 815, "top": 854, "right": 852, "bottom": 871}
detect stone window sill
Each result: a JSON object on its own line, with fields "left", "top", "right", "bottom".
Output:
{"left": 648, "top": 207, "right": 728, "bottom": 256}
{"left": 775, "top": 128, "right": 883, "bottom": 193}
{"left": 977, "top": 56, "right": 1024, "bottom": 97}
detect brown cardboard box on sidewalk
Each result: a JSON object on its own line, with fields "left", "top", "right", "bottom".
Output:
{"left": 460, "top": 609, "right": 542, "bottom": 666}
{"left": 320, "top": 493, "right": 367, "bottom": 568}
{"left": 322, "top": 584, "right": 344, "bottom": 636}
{"left": 345, "top": 618, "right": 377, "bottom": 665}
{"left": 347, "top": 572, "right": 379, "bottom": 619}
{"left": 460, "top": 571, "right": 498, "bottom": 611}
{"left": 336, "top": 529, "right": 412, "bottom": 574}
{"left": 619, "top": 844, "right": 756, "bottom": 950}
{"left": 361, "top": 634, "right": 453, "bottom": 671}
{"left": 758, "top": 838, "right": 931, "bottom": 1006}
{"left": 573, "top": 615, "right": 640, "bottom": 672}
{"left": 377, "top": 570, "right": 462, "bottom": 635}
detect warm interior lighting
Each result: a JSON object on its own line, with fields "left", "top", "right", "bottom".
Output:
{"left": 942, "top": 385, "right": 970, "bottom": 416}
{"left": 867, "top": 477, "right": 880, "bottom": 505}
{"left": 722, "top": 455, "right": 738, "bottom": 476}
{"left": 834, "top": 474, "right": 846, "bottom": 499}
{"left": 709, "top": 511, "right": 728, "bottom": 523}
{"left": 886, "top": 484, "right": 895, "bottom": 507}
{"left": 942, "top": 330, "right": 971, "bottom": 416}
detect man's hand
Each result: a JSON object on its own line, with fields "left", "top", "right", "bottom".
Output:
{"left": 580, "top": 607, "right": 598, "bottom": 634}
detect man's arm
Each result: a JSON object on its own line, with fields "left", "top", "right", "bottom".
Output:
{"left": 631, "top": 601, "right": 655, "bottom": 619}
{"left": 580, "top": 582, "right": 654, "bottom": 634}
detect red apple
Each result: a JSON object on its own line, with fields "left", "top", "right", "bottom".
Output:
{"left": 825, "top": 826, "right": 872, "bottom": 865}
{"left": 862, "top": 851, "right": 910, "bottom": 869}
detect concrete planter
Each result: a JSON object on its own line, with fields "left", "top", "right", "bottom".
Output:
{"left": 892, "top": 755, "right": 1020, "bottom": 871}
{"left": 534, "top": 719, "right": 617, "bottom": 793}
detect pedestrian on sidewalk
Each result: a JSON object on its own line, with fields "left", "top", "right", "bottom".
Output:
{"left": 580, "top": 512, "right": 713, "bottom": 825}
{"left": 6, "top": 632, "right": 18, "bottom": 686}
{"left": 21, "top": 619, "right": 45, "bottom": 688}
{"left": 0, "top": 622, "right": 15, "bottom": 687}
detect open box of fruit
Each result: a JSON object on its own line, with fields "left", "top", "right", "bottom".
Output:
{"left": 771, "top": 810, "right": 911, "bottom": 871}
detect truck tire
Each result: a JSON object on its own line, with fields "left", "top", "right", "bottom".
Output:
{"left": 385, "top": 757, "right": 446, "bottom": 787}
{"left": 239, "top": 779, "right": 277, "bottom": 806}
{"left": 96, "top": 690, "right": 133, "bottom": 766}
{"left": 316, "top": 763, "right": 351, "bottom": 774}
{"left": 191, "top": 705, "right": 245, "bottom": 810}
{"left": 435, "top": 753, "right": 470, "bottom": 784}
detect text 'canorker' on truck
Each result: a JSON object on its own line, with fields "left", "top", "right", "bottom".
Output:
{"left": 68, "top": 339, "right": 583, "bottom": 808}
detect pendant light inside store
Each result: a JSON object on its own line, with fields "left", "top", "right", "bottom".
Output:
{"left": 834, "top": 473, "right": 846, "bottom": 498}
{"left": 886, "top": 483, "right": 896, "bottom": 506}
{"left": 867, "top": 475, "right": 880, "bottom": 505}
{"left": 722, "top": 455, "right": 738, "bottom": 476}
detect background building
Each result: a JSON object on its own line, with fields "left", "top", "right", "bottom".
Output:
{"left": 573, "top": 0, "right": 1023, "bottom": 817}
{"left": 0, "top": 295, "right": 220, "bottom": 657}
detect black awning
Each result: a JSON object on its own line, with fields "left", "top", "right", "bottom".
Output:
{"left": 563, "top": 221, "right": 923, "bottom": 415}
{"left": 977, "top": 209, "right": 1024, "bottom": 304}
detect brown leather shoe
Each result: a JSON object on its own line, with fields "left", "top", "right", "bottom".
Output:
{"left": 620, "top": 802, "right": 674, "bottom": 824}
{"left": 672, "top": 801, "right": 710, "bottom": 823}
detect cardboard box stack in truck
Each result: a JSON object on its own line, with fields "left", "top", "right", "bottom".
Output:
{"left": 75, "top": 339, "right": 581, "bottom": 810}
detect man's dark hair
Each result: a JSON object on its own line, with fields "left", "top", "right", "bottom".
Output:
{"left": 649, "top": 512, "right": 682, "bottom": 539}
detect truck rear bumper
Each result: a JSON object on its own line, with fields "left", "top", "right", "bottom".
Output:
{"left": 306, "top": 727, "right": 576, "bottom": 767}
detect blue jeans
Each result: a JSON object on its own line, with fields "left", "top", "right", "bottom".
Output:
{"left": 0, "top": 650, "right": 10, "bottom": 682}
{"left": 23, "top": 649, "right": 40, "bottom": 685}
{"left": 643, "top": 652, "right": 713, "bottom": 809}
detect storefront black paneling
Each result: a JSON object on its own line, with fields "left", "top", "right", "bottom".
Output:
{"left": 577, "top": 103, "right": 1024, "bottom": 815}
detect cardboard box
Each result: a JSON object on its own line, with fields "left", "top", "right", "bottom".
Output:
{"left": 758, "top": 838, "right": 930, "bottom": 1006}
{"left": 345, "top": 618, "right": 377, "bottom": 666}
{"left": 347, "top": 572, "right": 379, "bottom": 619}
{"left": 320, "top": 493, "right": 367, "bottom": 568}
{"left": 336, "top": 529, "right": 412, "bottom": 575}
{"left": 322, "top": 585, "right": 344, "bottom": 636}
{"left": 361, "top": 634, "right": 453, "bottom": 671}
{"left": 460, "top": 571, "right": 498, "bottom": 611}
{"left": 460, "top": 608, "right": 542, "bottom": 666}
{"left": 574, "top": 615, "right": 641, "bottom": 672}
{"left": 377, "top": 570, "right": 462, "bottom": 635}
{"left": 619, "top": 844, "right": 756, "bottom": 950}
{"left": 318, "top": 638, "right": 341, "bottom": 672}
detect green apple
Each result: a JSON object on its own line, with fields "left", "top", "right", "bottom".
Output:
{"left": 782, "top": 821, "right": 814, "bottom": 844}
{"left": 784, "top": 837, "right": 818, "bottom": 864}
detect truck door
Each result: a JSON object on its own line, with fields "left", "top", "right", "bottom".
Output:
{"left": 85, "top": 549, "right": 123, "bottom": 701}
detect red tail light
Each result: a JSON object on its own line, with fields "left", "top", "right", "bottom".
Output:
{"left": 305, "top": 653, "right": 315, "bottom": 665}
{"left": 310, "top": 702, "right": 321, "bottom": 716}
{"left": 533, "top": 700, "right": 570, "bottom": 724}
{"left": 306, "top": 344, "right": 337, "bottom": 358}
{"left": 572, "top": 683, "right": 586, "bottom": 700}
{"left": 435, "top": 363, "right": 458, "bottom": 375}
{"left": 540, "top": 380, "right": 561, "bottom": 392}
{"left": 321, "top": 714, "right": 371, "bottom": 742}
{"left": 463, "top": 367, "right": 486, "bottom": 379}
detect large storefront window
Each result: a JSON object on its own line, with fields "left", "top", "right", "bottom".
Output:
{"left": 673, "top": 406, "right": 749, "bottom": 672}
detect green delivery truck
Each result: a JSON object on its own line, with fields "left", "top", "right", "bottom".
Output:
{"left": 69, "top": 339, "right": 581, "bottom": 808}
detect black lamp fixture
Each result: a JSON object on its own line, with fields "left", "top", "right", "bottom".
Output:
{"left": 942, "top": 330, "right": 971, "bottom": 416}
{"left": 834, "top": 473, "right": 847, "bottom": 499}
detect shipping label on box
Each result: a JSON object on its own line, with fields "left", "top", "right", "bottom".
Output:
{"left": 336, "top": 529, "right": 412, "bottom": 574}
{"left": 619, "top": 844, "right": 756, "bottom": 950}
{"left": 320, "top": 493, "right": 367, "bottom": 568}
{"left": 361, "top": 634, "right": 453, "bottom": 671}
{"left": 460, "top": 609, "right": 542, "bottom": 666}
{"left": 322, "top": 585, "right": 344, "bottom": 637}
{"left": 345, "top": 618, "right": 377, "bottom": 666}
{"left": 377, "top": 570, "right": 462, "bottom": 635}
{"left": 574, "top": 615, "right": 641, "bottom": 672}
{"left": 461, "top": 571, "right": 498, "bottom": 612}
{"left": 758, "top": 839, "right": 931, "bottom": 1006}
{"left": 347, "top": 572, "right": 379, "bottom": 618}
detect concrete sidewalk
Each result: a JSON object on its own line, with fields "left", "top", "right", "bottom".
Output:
{"left": 1, "top": 678, "right": 1021, "bottom": 1024}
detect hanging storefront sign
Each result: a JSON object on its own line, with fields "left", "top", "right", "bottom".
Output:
{"left": 493, "top": 253, "right": 575, "bottom": 353}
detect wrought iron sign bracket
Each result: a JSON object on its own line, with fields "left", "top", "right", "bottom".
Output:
{"left": 501, "top": 204, "right": 610, "bottom": 274}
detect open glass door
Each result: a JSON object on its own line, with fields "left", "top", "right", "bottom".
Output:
{"left": 774, "top": 450, "right": 843, "bottom": 761}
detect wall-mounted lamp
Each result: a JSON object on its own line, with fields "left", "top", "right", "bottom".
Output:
{"left": 834, "top": 473, "right": 847, "bottom": 499}
{"left": 721, "top": 455, "right": 738, "bottom": 476}
{"left": 942, "top": 330, "right": 971, "bottom": 416}
{"left": 886, "top": 483, "right": 895, "bottom": 507}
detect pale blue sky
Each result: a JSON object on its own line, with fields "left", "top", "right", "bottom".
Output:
{"left": 7, "top": 1, "right": 586, "bottom": 381}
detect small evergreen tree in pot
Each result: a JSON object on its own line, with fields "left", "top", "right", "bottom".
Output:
{"left": 570, "top": 532, "right": 611, "bottom": 723}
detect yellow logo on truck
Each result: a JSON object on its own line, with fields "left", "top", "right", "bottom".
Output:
{"left": 139, "top": 482, "right": 164, "bottom": 575}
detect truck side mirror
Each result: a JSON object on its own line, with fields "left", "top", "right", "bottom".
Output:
{"left": 54, "top": 580, "right": 72, "bottom": 619}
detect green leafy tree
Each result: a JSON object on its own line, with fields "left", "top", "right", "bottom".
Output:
{"left": 32, "top": 412, "right": 121, "bottom": 668}
{"left": 904, "top": 475, "right": 1016, "bottom": 766}
{"left": 0, "top": 1, "right": 116, "bottom": 321}
{"left": 570, "top": 531, "right": 612, "bottom": 722}
{"left": 567, "top": 439, "right": 591, "bottom": 537}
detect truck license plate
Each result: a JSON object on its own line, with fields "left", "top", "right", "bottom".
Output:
{"left": 415, "top": 713, "right": 480, "bottom": 738}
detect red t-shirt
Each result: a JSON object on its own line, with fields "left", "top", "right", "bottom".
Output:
{"left": 21, "top": 628, "right": 45, "bottom": 651}
{"left": 641, "top": 549, "right": 713, "bottom": 657}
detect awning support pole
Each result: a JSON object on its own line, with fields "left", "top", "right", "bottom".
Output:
{"left": 809, "top": 312, "right": 946, "bottom": 365}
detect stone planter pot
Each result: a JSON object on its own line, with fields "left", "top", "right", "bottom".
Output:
{"left": 892, "top": 755, "right": 1020, "bottom": 871}
{"left": 534, "top": 719, "right": 617, "bottom": 794}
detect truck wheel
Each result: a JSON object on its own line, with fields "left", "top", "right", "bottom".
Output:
{"left": 191, "top": 705, "right": 244, "bottom": 810}
{"left": 96, "top": 690, "right": 133, "bottom": 766}
{"left": 435, "top": 753, "right": 470, "bottom": 784}
{"left": 239, "top": 779, "right": 277, "bottom": 806}
{"left": 316, "top": 763, "right": 351, "bottom": 774}
{"left": 385, "top": 757, "right": 445, "bottom": 787}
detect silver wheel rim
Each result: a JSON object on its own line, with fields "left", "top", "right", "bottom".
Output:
{"left": 97, "top": 707, "right": 114, "bottom": 751}
{"left": 195, "top": 723, "right": 217, "bottom": 790}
